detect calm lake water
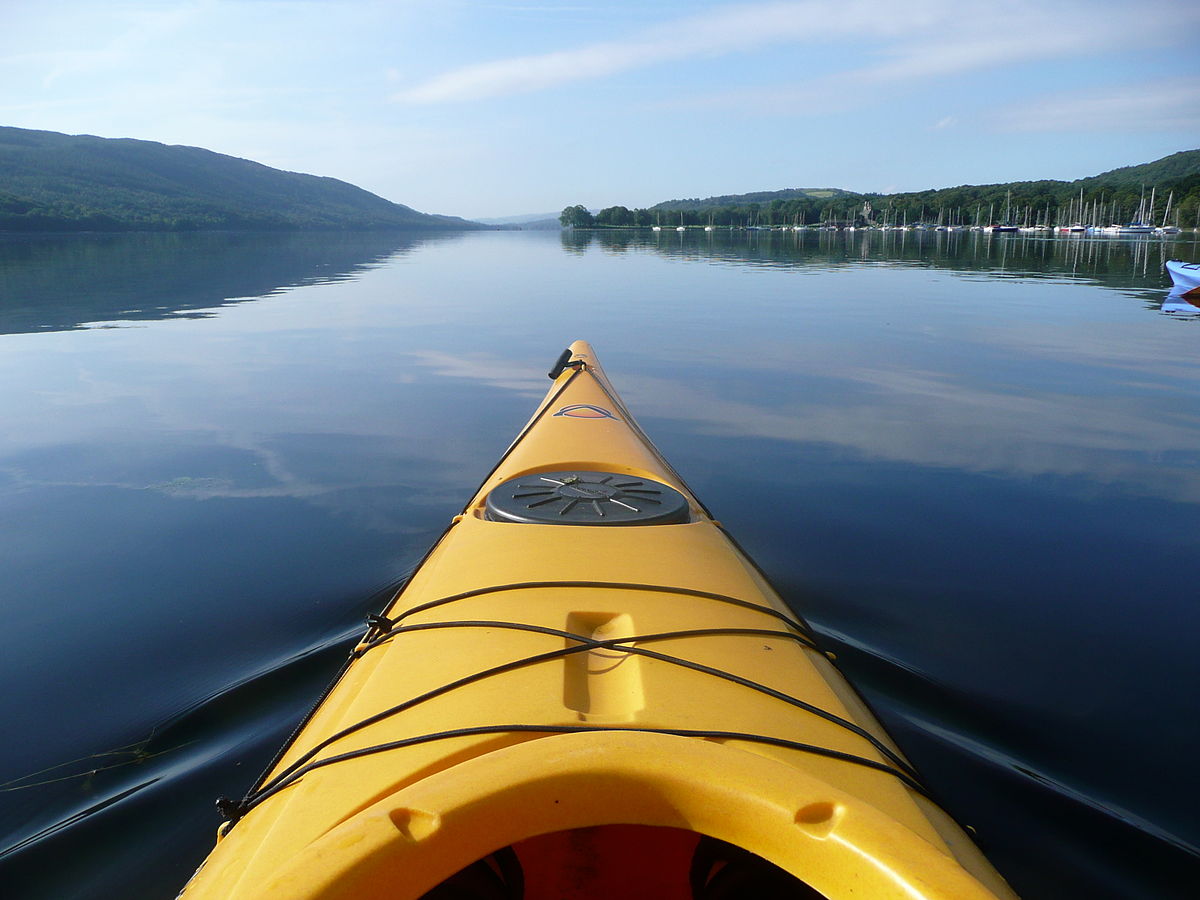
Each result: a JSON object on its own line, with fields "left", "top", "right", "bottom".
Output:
{"left": 1, "top": 228, "right": 1198, "bottom": 899}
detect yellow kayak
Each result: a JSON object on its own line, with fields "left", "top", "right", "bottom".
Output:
{"left": 180, "top": 341, "right": 1018, "bottom": 900}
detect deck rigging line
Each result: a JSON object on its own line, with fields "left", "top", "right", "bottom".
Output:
{"left": 376, "top": 580, "right": 814, "bottom": 642}
{"left": 222, "top": 619, "right": 925, "bottom": 829}
{"left": 221, "top": 353, "right": 926, "bottom": 833}
{"left": 225, "top": 723, "right": 930, "bottom": 826}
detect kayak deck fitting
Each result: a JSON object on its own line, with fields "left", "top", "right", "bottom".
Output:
{"left": 180, "top": 341, "right": 1018, "bottom": 900}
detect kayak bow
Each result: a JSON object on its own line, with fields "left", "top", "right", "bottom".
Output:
{"left": 180, "top": 341, "right": 1017, "bottom": 900}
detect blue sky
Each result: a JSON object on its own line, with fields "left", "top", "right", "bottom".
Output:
{"left": 3, "top": 0, "right": 1199, "bottom": 219}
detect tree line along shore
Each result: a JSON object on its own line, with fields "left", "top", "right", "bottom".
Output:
{"left": 560, "top": 150, "right": 1200, "bottom": 231}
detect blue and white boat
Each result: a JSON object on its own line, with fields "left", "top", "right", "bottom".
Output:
{"left": 1166, "top": 259, "right": 1200, "bottom": 298}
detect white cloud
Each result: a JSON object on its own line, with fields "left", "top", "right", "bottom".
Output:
{"left": 993, "top": 80, "right": 1200, "bottom": 133}
{"left": 848, "top": 26, "right": 1112, "bottom": 85}
{"left": 394, "top": 0, "right": 934, "bottom": 103}
{"left": 392, "top": 0, "right": 1195, "bottom": 105}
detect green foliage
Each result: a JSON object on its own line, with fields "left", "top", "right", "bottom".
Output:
{"left": 1078, "top": 150, "right": 1200, "bottom": 186}
{"left": 559, "top": 205, "right": 594, "bottom": 227}
{"left": 566, "top": 150, "right": 1200, "bottom": 229}
{"left": 0, "top": 127, "right": 481, "bottom": 232}
{"left": 595, "top": 206, "right": 636, "bottom": 226}
{"left": 651, "top": 188, "right": 852, "bottom": 211}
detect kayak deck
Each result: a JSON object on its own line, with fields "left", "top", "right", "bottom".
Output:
{"left": 180, "top": 341, "right": 1017, "bottom": 900}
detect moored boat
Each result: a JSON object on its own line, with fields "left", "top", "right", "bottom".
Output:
{"left": 178, "top": 342, "right": 1019, "bottom": 900}
{"left": 1166, "top": 259, "right": 1200, "bottom": 299}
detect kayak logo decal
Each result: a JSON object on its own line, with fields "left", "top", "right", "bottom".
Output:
{"left": 553, "top": 404, "right": 617, "bottom": 420}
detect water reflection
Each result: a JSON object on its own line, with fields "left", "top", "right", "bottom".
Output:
{"left": 1, "top": 228, "right": 1198, "bottom": 899}
{"left": 563, "top": 227, "right": 1194, "bottom": 305}
{"left": 1163, "top": 289, "right": 1200, "bottom": 316}
{"left": 0, "top": 231, "right": 467, "bottom": 335}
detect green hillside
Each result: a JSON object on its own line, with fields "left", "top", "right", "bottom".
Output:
{"left": 565, "top": 150, "right": 1200, "bottom": 228}
{"left": 871, "top": 150, "right": 1200, "bottom": 227}
{"left": 0, "top": 127, "right": 481, "bottom": 232}
{"left": 1082, "top": 150, "right": 1200, "bottom": 187}
{"left": 651, "top": 187, "right": 851, "bottom": 211}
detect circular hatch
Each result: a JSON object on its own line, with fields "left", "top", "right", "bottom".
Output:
{"left": 485, "top": 471, "right": 690, "bottom": 526}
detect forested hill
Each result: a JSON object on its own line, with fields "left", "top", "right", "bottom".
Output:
{"left": 1080, "top": 149, "right": 1200, "bottom": 187}
{"left": 651, "top": 187, "right": 852, "bottom": 211}
{"left": 565, "top": 149, "right": 1200, "bottom": 228}
{"left": 883, "top": 150, "right": 1200, "bottom": 223}
{"left": 0, "top": 127, "right": 481, "bottom": 232}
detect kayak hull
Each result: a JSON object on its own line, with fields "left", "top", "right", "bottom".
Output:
{"left": 180, "top": 341, "right": 1017, "bottom": 900}
{"left": 247, "top": 732, "right": 1007, "bottom": 900}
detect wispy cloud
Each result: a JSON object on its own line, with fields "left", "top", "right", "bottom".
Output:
{"left": 393, "top": 0, "right": 1193, "bottom": 105}
{"left": 394, "top": 0, "right": 924, "bottom": 103}
{"left": 993, "top": 80, "right": 1200, "bottom": 133}
{"left": 846, "top": 25, "right": 1116, "bottom": 85}
{"left": 30, "top": 6, "right": 201, "bottom": 88}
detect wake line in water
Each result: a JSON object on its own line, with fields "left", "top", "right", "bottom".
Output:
{"left": 0, "top": 781, "right": 159, "bottom": 861}
{"left": 812, "top": 621, "right": 1199, "bottom": 861}
{"left": 0, "top": 621, "right": 365, "bottom": 863}
{"left": 900, "top": 711, "right": 1199, "bottom": 859}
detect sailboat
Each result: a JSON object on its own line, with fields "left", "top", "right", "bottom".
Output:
{"left": 987, "top": 191, "right": 1018, "bottom": 232}
{"left": 1156, "top": 191, "right": 1180, "bottom": 234}
{"left": 1115, "top": 186, "right": 1155, "bottom": 234}
{"left": 1058, "top": 192, "right": 1087, "bottom": 233}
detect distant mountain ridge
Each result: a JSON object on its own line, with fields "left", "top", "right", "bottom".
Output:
{"left": 474, "top": 211, "right": 562, "bottom": 225}
{"left": 0, "top": 127, "right": 482, "bottom": 232}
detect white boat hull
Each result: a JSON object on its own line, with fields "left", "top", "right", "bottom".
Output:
{"left": 1166, "top": 260, "right": 1200, "bottom": 299}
